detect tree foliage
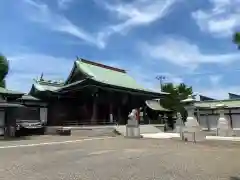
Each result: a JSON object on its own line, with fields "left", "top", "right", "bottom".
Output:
{"left": 161, "top": 83, "right": 193, "bottom": 121}
{"left": 233, "top": 32, "right": 240, "bottom": 49}
{"left": 0, "top": 54, "right": 9, "bottom": 88}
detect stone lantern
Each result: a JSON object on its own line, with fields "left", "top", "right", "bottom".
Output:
{"left": 174, "top": 112, "right": 184, "bottom": 140}
{"left": 216, "top": 103, "right": 232, "bottom": 137}
{"left": 181, "top": 95, "right": 204, "bottom": 142}
{"left": 181, "top": 95, "right": 200, "bottom": 131}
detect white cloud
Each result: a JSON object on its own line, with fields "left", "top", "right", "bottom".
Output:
{"left": 57, "top": 0, "right": 74, "bottom": 10}
{"left": 6, "top": 53, "right": 73, "bottom": 92}
{"left": 21, "top": 0, "right": 179, "bottom": 48}
{"left": 192, "top": 0, "right": 240, "bottom": 37}
{"left": 196, "top": 86, "right": 240, "bottom": 100}
{"left": 141, "top": 37, "right": 240, "bottom": 68}
{"left": 209, "top": 74, "right": 222, "bottom": 86}
{"left": 22, "top": 0, "right": 105, "bottom": 48}
{"left": 99, "top": 0, "right": 178, "bottom": 35}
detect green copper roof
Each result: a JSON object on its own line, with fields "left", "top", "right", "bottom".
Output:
{"left": 34, "top": 83, "right": 60, "bottom": 91}
{"left": 0, "top": 87, "right": 24, "bottom": 95}
{"left": 195, "top": 99, "right": 240, "bottom": 108}
{"left": 76, "top": 60, "right": 163, "bottom": 94}
{"left": 19, "top": 94, "right": 40, "bottom": 101}
{"left": 31, "top": 79, "right": 63, "bottom": 92}
{"left": 30, "top": 59, "right": 167, "bottom": 97}
{"left": 145, "top": 100, "right": 170, "bottom": 111}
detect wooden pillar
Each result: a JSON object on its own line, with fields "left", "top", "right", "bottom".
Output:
{"left": 91, "top": 98, "right": 98, "bottom": 125}
{"left": 0, "top": 110, "right": 5, "bottom": 136}
{"left": 117, "top": 107, "right": 122, "bottom": 124}
{"left": 143, "top": 106, "right": 147, "bottom": 124}
{"left": 229, "top": 109, "right": 233, "bottom": 129}
{"left": 206, "top": 113, "right": 210, "bottom": 131}
{"left": 196, "top": 108, "right": 200, "bottom": 122}
{"left": 109, "top": 103, "right": 113, "bottom": 124}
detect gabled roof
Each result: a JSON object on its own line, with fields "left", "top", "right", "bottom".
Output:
{"left": 69, "top": 59, "right": 167, "bottom": 95}
{"left": 145, "top": 100, "right": 170, "bottom": 111}
{"left": 18, "top": 94, "right": 40, "bottom": 101}
{"left": 75, "top": 59, "right": 149, "bottom": 91}
{"left": 30, "top": 58, "right": 167, "bottom": 98}
{"left": 229, "top": 93, "right": 240, "bottom": 99}
{"left": 29, "top": 79, "right": 63, "bottom": 94}
{"left": 199, "top": 95, "right": 215, "bottom": 101}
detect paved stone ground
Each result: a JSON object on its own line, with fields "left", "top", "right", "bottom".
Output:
{"left": 0, "top": 136, "right": 240, "bottom": 180}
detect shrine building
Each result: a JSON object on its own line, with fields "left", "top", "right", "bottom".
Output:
{"left": 29, "top": 58, "right": 167, "bottom": 126}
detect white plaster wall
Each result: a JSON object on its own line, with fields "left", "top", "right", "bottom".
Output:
{"left": 207, "top": 115, "right": 218, "bottom": 130}
{"left": 0, "top": 111, "right": 5, "bottom": 135}
{"left": 231, "top": 114, "right": 240, "bottom": 129}
{"left": 229, "top": 109, "right": 240, "bottom": 113}
{"left": 199, "top": 116, "right": 208, "bottom": 129}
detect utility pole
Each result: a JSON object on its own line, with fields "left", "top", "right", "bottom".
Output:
{"left": 156, "top": 75, "right": 166, "bottom": 91}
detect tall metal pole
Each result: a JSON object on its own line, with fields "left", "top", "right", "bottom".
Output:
{"left": 156, "top": 75, "right": 165, "bottom": 91}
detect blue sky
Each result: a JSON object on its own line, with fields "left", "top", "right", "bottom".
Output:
{"left": 1, "top": 0, "right": 240, "bottom": 99}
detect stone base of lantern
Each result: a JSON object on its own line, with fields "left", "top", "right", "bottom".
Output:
{"left": 217, "top": 128, "right": 233, "bottom": 137}
{"left": 175, "top": 126, "right": 184, "bottom": 133}
{"left": 183, "top": 130, "right": 206, "bottom": 142}
{"left": 217, "top": 117, "right": 233, "bottom": 137}
{"left": 182, "top": 126, "right": 206, "bottom": 142}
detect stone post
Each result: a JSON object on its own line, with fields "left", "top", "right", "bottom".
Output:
{"left": 181, "top": 95, "right": 205, "bottom": 142}
{"left": 216, "top": 103, "right": 232, "bottom": 137}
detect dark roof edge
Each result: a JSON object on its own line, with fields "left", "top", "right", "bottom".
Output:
{"left": 65, "top": 60, "right": 78, "bottom": 85}
{"left": 80, "top": 58, "right": 126, "bottom": 73}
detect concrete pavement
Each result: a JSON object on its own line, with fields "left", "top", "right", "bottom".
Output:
{"left": 1, "top": 136, "right": 240, "bottom": 180}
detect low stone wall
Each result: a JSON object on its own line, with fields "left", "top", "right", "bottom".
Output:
{"left": 45, "top": 126, "right": 117, "bottom": 137}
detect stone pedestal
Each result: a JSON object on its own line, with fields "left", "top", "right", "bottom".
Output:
{"left": 126, "top": 119, "right": 141, "bottom": 138}
{"left": 125, "top": 109, "right": 141, "bottom": 138}
{"left": 216, "top": 104, "right": 232, "bottom": 137}
{"left": 181, "top": 95, "right": 205, "bottom": 142}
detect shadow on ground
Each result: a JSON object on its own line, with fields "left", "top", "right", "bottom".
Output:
{"left": 230, "top": 177, "right": 240, "bottom": 180}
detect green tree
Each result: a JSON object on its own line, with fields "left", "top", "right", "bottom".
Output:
{"left": 0, "top": 54, "right": 9, "bottom": 88}
{"left": 233, "top": 32, "right": 240, "bottom": 49}
{"left": 161, "top": 83, "right": 193, "bottom": 121}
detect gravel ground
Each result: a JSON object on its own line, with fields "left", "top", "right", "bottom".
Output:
{"left": 0, "top": 136, "right": 240, "bottom": 180}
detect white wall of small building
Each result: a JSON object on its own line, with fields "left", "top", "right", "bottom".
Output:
{"left": 197, "top": 108, "right": 240, "bottom": 130}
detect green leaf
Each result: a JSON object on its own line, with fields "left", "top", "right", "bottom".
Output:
{"left": 161, "top": 82, "right": 193, "bottom": 121}
{"left": 0, "top": 79, "right": 6, "bottom": 88}
{"left": 0, "top": 54, "right": 9, "bottom": 81}
{"left": 233, "top": 32, "right": 240, "bottom": 45}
